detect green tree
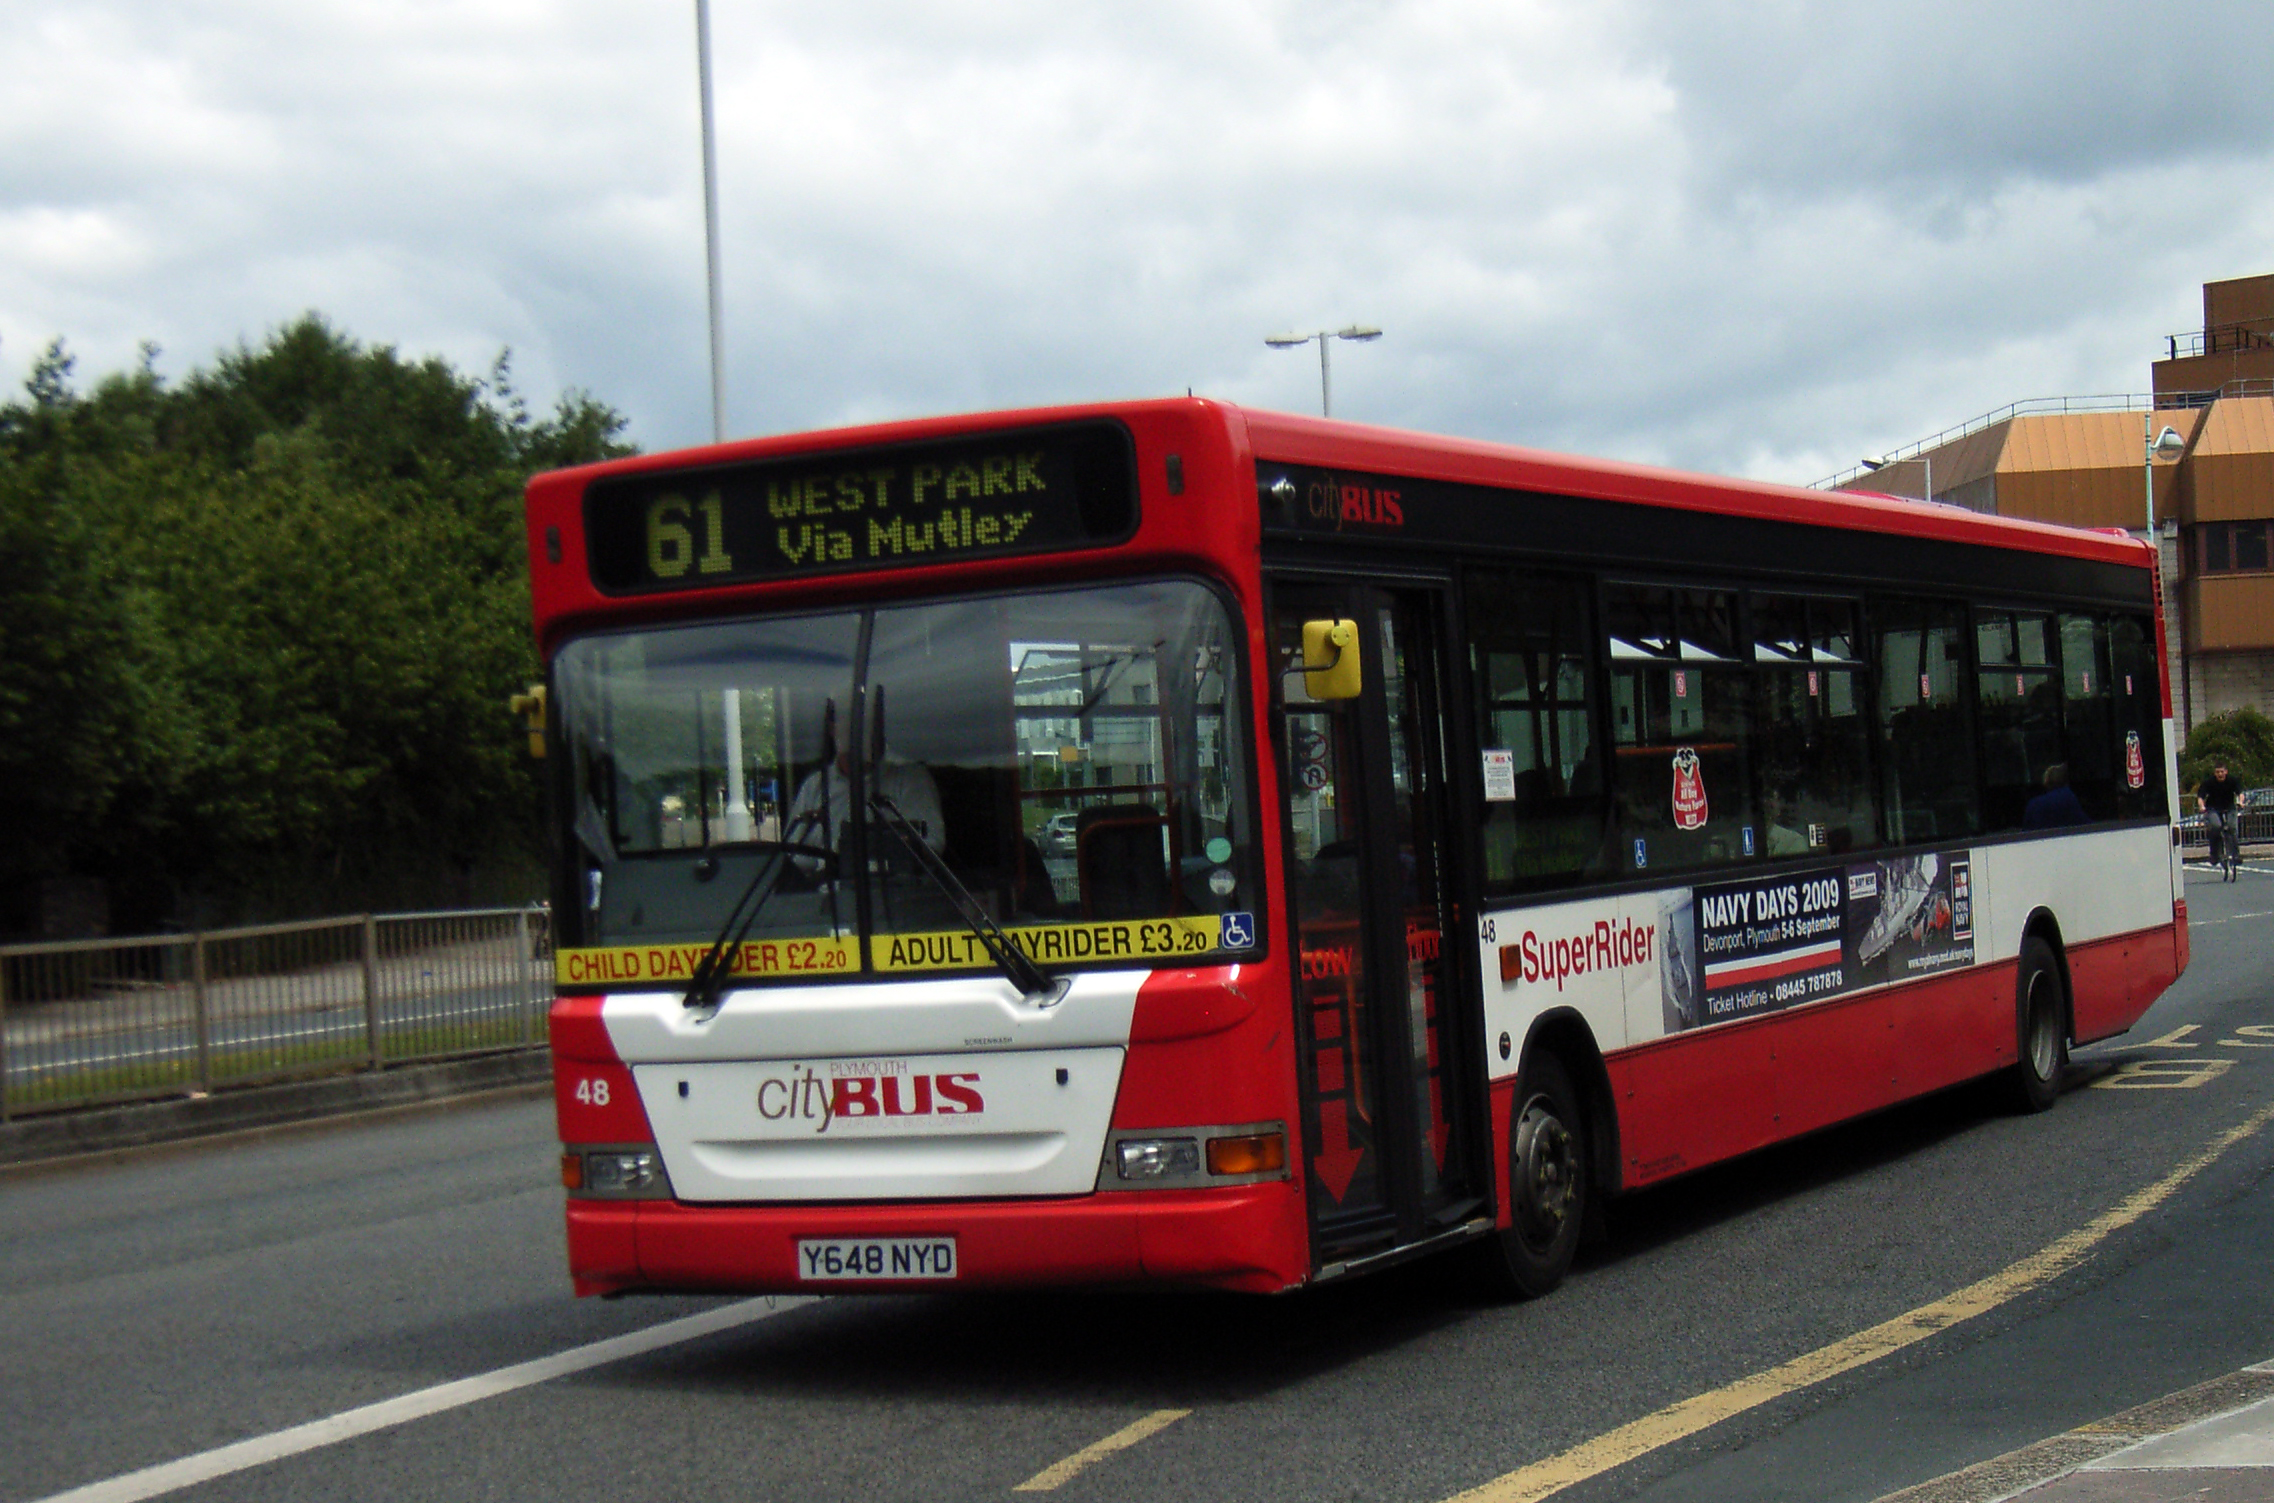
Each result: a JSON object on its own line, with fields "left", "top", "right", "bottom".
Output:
{"left": 2179, "top": 708, "right": 2274, "bottom": 795}
{"left": 0, "top": 316, "right": 635, "bottom": 932}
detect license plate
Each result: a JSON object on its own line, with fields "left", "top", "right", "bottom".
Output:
{"left": 795, "top": 1236, "right": 958, "bottom": 1282}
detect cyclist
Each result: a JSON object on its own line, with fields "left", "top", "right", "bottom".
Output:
{"left": 2200, "top": 763, "right": 2242, "bottom": 881}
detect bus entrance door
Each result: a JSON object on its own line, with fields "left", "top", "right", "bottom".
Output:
{"left": 1274, "top": 582, "right": 1480, "bottom": 1266}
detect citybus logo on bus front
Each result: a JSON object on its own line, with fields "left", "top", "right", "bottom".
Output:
{"left": 752, "top": 1061, "right": 984, "bottom": 1134}
{"left": 1304, "top": 475, "right": 1405, "bottom": 532}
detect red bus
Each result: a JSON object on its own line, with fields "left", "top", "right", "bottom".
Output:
{"left": 528, "top": 400, "right": 2185, "bottom": 1299}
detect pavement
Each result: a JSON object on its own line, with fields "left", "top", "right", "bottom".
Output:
{"left": 1879, "top": 1361, "right": 2274, "bottom": 1502}
{"left": 0, "top": 1046, "right": 552, "bottom": 1169}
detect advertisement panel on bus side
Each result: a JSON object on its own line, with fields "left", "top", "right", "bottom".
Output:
{"left": 1673, "top": 851, "right": 1973, "bottom": 1029}
{"left": 1483, "top": 850, "right": 1978, "bottom": 1074}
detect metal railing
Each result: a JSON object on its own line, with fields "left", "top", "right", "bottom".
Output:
{"left": 2156, "top": 378, "right": 2274, "bottom": 410}
{"left": 1812, "top": 395, "right": 2159, "bottom": 491}
{"left": 0, "top": 906, "right": 552, "bottom": 1121}
{"left": 2165, "top": 323, "right": 2274, "bottom": 361}
{"left": 2178, "top": 809, "right": 2274, "bottom": 853}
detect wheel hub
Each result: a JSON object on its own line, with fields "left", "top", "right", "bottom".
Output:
{"left": 1513, "top": 1097, "right": 1577, "bottom": 1244}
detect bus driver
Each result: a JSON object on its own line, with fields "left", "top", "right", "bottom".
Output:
{"left": 786, "top": 729, "right": 947, "bottom": 861}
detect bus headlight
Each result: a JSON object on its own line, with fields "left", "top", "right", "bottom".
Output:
{"left": 1117, "top": 1138, "right": 1201, "bottom": 1179}
{"left": 564, "top": 1146, "right": 672, "bottom": 1198}
{"left": 1100, "top": 1122, "right": 1289, "bottom": 1190}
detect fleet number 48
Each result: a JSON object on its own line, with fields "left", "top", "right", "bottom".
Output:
{"left": 573, "top": 1077, "right": 612, "bottom": 1106}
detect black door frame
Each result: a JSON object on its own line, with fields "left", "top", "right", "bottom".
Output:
{"left": 1267, "top": 570, "right": 1491, "bottom": 1264}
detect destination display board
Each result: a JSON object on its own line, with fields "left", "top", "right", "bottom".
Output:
{"left": 585, "top": 420, "right": 1138, "bottom": 593}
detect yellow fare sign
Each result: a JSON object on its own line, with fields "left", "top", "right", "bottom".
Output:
{"left": 556, "top": 936, "right": 859, "bottom": 988}
{"left": 873, "top": 916, "right": 1223, "bottom": 973}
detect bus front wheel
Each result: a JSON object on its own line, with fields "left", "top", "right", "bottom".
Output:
{"left": 2009, "top": 935, "right": 2069, "bottom": 1114}
{"left": 1474, "top": 1051, "right": 1588, "bottom": 1299}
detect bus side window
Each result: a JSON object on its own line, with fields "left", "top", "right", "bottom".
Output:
{"left": 1975, "top": 608, "right": 2062, "bottom": 832}
{"left": 2110, "top": 614, "right": 2167, "bottom": 819}
{"left": 1873, "top": 597, "right": 1980, "bottom": 843}
{"left": 1603, "top": 583, "right": 1756, "bottom": 875}
{"left": 1750, "top": 594, "right": 1876, "bottom": 856}
{"left": 1463, "top": 569, "right": 1611, "bottom": 891}
{"left": 2059, "top": 612, "right": 2119, "bottom": 821}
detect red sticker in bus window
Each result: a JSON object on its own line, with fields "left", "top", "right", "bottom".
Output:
{"left": 2125, "top": 730, "right": 2146, "bottom": 789}
{"left": 2081, "top": 670, "right": 2092, "bottom": 693}
{"left": 1671, "top": 747, "right": 1709, "bottom": 830}
{"left": 1808, "top": 670, "right": 1819, "bottom": 697}
{"left": 2015, "top": 673, "right": 2025, "bottom": 696}
{"left": 1920, "top": 673, "right": 1932, "bottom": 700}
{"left": 1674, "top": 670, "right": 1688, "bottom": 699}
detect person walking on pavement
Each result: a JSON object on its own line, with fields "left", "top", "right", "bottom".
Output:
{"left": 2199, "top": 763, "right": 2242, "bottom": 880}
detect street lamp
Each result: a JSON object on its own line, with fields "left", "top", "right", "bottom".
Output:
{"left": 2144, "top": 418, "right": 2185, "bottom": 533}
{"left": 1859, "top": 453, "right": 1933, "bottom": 506}
{"left": 1266, "top": 326, "right": 1382, "bottom": 417}
{"left": 695, "top": 0, "right": 726, "bottom": 444}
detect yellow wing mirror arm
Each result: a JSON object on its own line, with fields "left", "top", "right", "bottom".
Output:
{"left": 508, "top": 684, "right": 548, "bottom": 758}
{"left": 1298, "top": 619, "right": 1362, "bottom": 700}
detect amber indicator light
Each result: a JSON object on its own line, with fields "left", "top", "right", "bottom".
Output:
{"left": 1206, "top": 1131, "right": 1286, "bottom": 1176}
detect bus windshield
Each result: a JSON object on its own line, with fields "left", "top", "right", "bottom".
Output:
{"left": 554, "top": 578, "right": 1258, "bottom": 976}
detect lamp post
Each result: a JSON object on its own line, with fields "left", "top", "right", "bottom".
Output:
{"left": 2144, "top": 417, "right": 2185, "bottom": 532}
{"left": 1859, "top": 453, "right": 1932, "bottom": 506}
{"left": 695, "top": 0, "right": 726, "bottom": 444}
{"left": 1266, "top": 326, "right": 1382, "bottom": 417}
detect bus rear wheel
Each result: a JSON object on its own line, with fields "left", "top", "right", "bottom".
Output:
{"left": 1473, "top": 1051, "right": 1588, "bottom": 1299}
{"left": 2008, "top": 936, "right": 2068, "bottom": 1114}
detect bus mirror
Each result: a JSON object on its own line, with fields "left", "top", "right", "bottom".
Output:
{"left": 1302, "top": 619, "right": 1362, "bottom": 700}
{"left": 508, "top": 684, "right": 547, "bottom": 758}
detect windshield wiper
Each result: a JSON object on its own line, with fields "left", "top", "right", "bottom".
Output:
{"left": 681, "top": 806, "right": 827, "bottom": 1012}
{"left": 868, "top": 790, "right": 1058, "bottom": 1001}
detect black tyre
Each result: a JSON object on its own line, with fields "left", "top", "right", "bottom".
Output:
{"left": 1471, "top": 1051, "right": 1589, "bottom": 1299}
{"left": 2008, "top": 935, "right": 2069, "bottom": 1114}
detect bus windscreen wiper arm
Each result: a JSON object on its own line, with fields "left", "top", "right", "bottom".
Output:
{"left": 681, "top": 807, "right": 826, "bottom": 1012}
{"left": 868, "top": 791, "right": 1057, "bottom": 1000}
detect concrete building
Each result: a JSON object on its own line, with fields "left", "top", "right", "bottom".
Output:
{"left": 1829, "top": 275, "right": 2274, "bottom": 735}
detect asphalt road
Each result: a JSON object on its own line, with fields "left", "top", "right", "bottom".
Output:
{"left": 6, "top": 862, "right": 2273, "bottom": 1503}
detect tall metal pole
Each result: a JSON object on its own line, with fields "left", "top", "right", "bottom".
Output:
{"left": 1319, "top": 337, "right": 1332, "bottom": 418}
{"left": 695, "top": 0, "right": 726, "bottom": 445}
{"left": 2144, "top": 411, "right": 2157, "bottom": 533}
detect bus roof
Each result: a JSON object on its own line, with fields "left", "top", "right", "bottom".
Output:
{"left": 1227, "top": 404, "right": 2156, "bottom": 572}
{"left": 539, "top": 396, "right": 2154, "bottom": 573}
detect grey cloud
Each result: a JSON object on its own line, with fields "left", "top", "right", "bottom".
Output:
{"left": 3, "top": 0, "right": 2270, "bottom": 492}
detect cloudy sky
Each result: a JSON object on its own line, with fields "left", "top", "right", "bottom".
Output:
{"left": 5, "top": 1, "right": 2271, "bottom": 485}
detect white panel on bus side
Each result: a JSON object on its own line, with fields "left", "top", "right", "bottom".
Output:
{"left": 2166, "top": 718, "right": 2185, "bottom": 899}
{"left": 1974, "top": 825, "right": 2176, "bottom": 961}
{"left": 1477, "top": 891, "right": 1658, "bottom": 1082}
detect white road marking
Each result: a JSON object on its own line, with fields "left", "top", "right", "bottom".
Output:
{"left": 30, "top": 1297, "right": 813, "bottom": 1503}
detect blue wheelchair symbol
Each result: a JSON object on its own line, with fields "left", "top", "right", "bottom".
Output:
{"left": 1220, "top": 912, "right": 1256, "bottom": 950}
